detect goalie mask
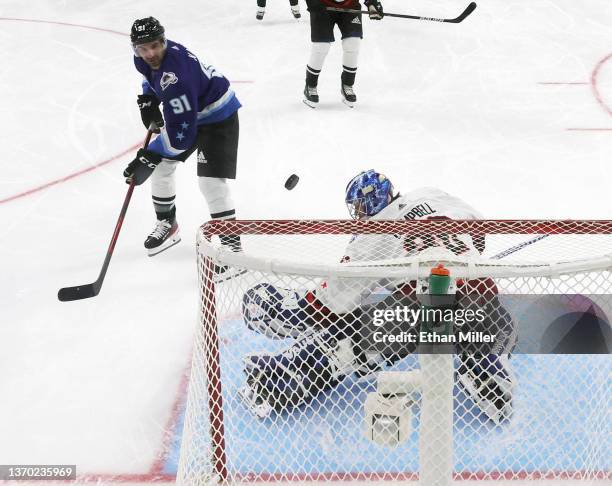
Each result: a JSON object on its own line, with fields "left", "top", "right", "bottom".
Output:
{"left": 345, "top": 170, "right": 394, "bottom": 219}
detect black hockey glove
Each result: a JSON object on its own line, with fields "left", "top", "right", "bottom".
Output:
{"left": 137, "top": 94, "right": 164, "bottom": 133}
{"left": 123, "top": 149, "right": 162, "bottom": 186}
{"left": 364, "top": 0, "right": 383, "bottom": 19}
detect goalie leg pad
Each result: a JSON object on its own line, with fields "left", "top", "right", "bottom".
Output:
{"left": 240, "top": 329, "right": 359, "bottom": 417}
{"left": 242, "top": 283, "right": 313, "bottom": 339}
{"left": 457, "top": 354, "right": 515, "bottom": 424}
{"left": 457, "top": 291, "right": 517, "bottom": 355}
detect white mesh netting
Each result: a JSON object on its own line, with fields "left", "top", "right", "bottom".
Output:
{"left": 178, "top": 220, "right": 612, "bottom": 486}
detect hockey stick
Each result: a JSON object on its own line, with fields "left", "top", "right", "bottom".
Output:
{"left": 326, "top": 1, "right": 476, "bottom": 23}
{"left": 491, "top": 234, "right": 550, "bottom": 260}
{"left": 57, "top": 129, "right": 154, "bottom": 302}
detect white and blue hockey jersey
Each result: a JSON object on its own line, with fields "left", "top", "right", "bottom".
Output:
{"left": 317, "top": 187, "right": 483, "bottom": 313}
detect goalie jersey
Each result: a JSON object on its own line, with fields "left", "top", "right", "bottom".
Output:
{"left": 317, "top": 187, "right": 484, "bottom": 313}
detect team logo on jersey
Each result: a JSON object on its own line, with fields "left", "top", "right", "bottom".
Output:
{"left": 351, "top": 17, "right": 361, "bottom": 24}
{"left": 160, "top": 72, "right": 178, "bottom": 91}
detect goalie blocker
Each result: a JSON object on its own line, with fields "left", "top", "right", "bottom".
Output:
{"left": 240, "top": 280, "right": 516, "bottom": 424}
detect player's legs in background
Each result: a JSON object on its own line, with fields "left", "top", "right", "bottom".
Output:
{"left": 304, "top": 4, "right": 334, "bottom": 106}
{"left": 147, "top": 160, "right": 181, "bottom": 256}
{"left": 304, "top": 42, "right": 331, "bottom": 106}
{"left": 256, "top": 0, "right": 266, "bottom": 20}
{"left": 340, "top": 37, "right": 360, "bottom": 106}
{"left": 338, "top": 11, "right": 363, "bottom": 106}
{"left": 197, "top": 112, "right": 241, "bottom": 253}
{"left": 290, "top": 0, "right": 301, "bottom": 19}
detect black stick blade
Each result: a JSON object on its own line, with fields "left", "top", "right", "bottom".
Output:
{"left": 449, "top": 2, "right": 476, "bottom": 23}
{"left": 58, "top": 283, "right": 100, "bottom": 302}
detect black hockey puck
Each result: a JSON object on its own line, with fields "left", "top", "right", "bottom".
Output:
{"left": 284, "top": 174, "right": 299, "bottom": 190}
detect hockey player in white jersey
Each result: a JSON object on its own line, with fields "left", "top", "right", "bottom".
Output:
{"left": 240, "top": 170, "right": 515, "bottom": 423}
{"left": 316, "top": 172, "right": 486, "bottom": 315}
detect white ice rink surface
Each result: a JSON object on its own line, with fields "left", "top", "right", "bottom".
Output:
{"left": 0, "top": 0, "right": 611, "bottom": 483}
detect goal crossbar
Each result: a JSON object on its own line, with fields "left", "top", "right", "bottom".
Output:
{"left": 199, "top": 219, "right": 612, "bottom": 280}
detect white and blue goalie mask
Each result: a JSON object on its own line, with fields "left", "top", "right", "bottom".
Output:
{"left": 345, "top": 169, "right": 394, "bottom": 219}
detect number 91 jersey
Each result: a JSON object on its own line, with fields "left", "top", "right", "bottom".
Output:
{"left": 134, "top": 40, "right": 241, "bottom": 159}
{"left": 316, "top": 187, "right": 484, "bottom": 314}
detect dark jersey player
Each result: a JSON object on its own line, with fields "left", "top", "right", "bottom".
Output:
{"left": 303, "top": 0, "right": 383, "bottom": 108}
{"left": 123, "top": 17, "right": 242, "bottom": 257}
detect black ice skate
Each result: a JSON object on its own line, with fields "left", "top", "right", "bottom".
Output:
{"left": 256, "top": 8, "right": 265, "bottom": 20}
{"left": 341, "top": 83, "right": 356, "bottom": 108}
{"left": 303, "top": 84, "right": 319, "bottom": 108}
{"left": 291, "top": 5, "right": 301, "bottom": 18}
{"left": 144, "top": 218, "right": 181, "bottom": 256}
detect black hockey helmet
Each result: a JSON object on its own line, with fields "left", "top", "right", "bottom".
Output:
{"left": 130, "top": 17, "right": 165, "bottom": 45}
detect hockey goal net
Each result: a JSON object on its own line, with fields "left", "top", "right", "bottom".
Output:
{"left": 179, "top": 220, "right": 612, "bottom": 486}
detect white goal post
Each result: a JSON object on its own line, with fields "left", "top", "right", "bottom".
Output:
{"left": 178, "top": 219, "right": 612, "bottom": 486}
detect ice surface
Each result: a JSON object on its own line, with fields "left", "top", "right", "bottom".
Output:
{"left": 0, "top": 0, "right": 610, "bottom": 481}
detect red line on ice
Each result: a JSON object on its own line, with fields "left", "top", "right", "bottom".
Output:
{"left": 0, "top": 143, "right": 142, "bottom": 204}
{"left": 537, "top": 82, "right": 588, "bottom": 85}
{"left": 50, "top": 468, "right": 610, "bottom": 484}
{"left": 591, "top": 52, "right": 612, "bottom": 118}
{"left": 539, "top": 53, "right": 612, "bottom": 130}
{"left": 0, "top": 17, "right": 128, "bottom": 36}
{"left": 566, "top": 128, "right": 612, "bottom": 131}
{"left": 71, "top": 473, "right": 175, "bottom": 483}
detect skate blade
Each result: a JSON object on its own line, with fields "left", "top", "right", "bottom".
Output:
{"left": 342, "top": 98, "right": 355, "bottom": 108}
{"left": 303, "top": 99, "right": 317, "bottom": 109}
{"left": 147, "top": 234, "right": 182, "bottom": 257}
{"left": 238, "top": 384, "right": 273, "bottom": 419}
